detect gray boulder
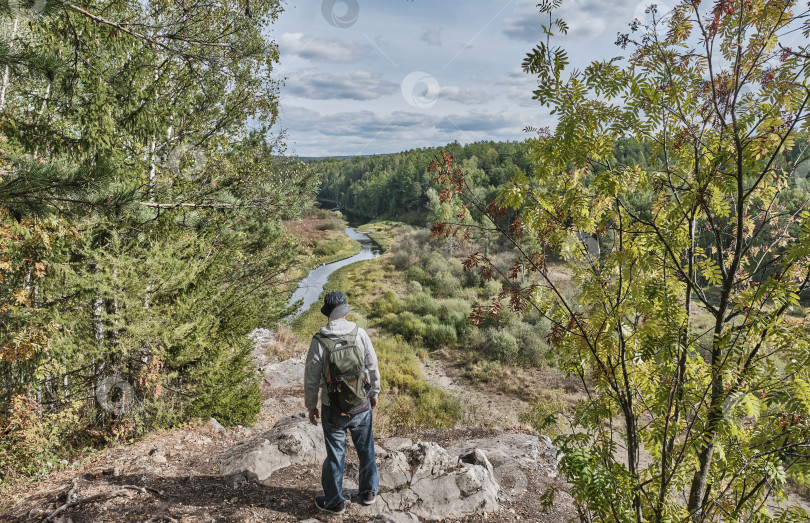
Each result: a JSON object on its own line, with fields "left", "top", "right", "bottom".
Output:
{"left": 448, "top": 433, "right": 559, "bottom": 500}
{"left": 358, "top": 441, "right": 499, "bottom": 521}
{"left": 217, "top": 414, "right": 325, "bottom": 481}
{"left": 377, "top": 448, "right": 411, "bottom": 490}
{"left": 380, "top": 437, "right": 413, "bottom": 452}
{"left": 263, "top": 354, "right": 306, "bottom": 388}
{"left": 208, "top": 417, "right": 225, "bottom": 432}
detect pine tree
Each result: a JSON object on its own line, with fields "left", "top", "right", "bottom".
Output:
{"left": 0, "top": 0, "right": 314, "bottom": 484}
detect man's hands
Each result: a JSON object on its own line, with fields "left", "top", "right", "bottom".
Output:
{"left": 310, "top": 399, "right": 375, "bottom": 424}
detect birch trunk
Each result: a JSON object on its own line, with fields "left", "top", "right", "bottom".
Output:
{"left": 0, "top": 17, "right": 19, "bottom": 111}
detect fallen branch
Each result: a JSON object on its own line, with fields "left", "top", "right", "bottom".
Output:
{"left": 41, "top": 491, "right": 125, "bottom": 522}
{"left": 121, "top": 484, "right": 164, "bottom": 497}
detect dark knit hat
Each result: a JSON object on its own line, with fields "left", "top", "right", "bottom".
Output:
{"left": 321, "top": 291, "right": 350, "bottom": 320}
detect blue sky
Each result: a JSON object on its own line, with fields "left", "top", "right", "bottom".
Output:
{"left": 269, "top": 0, "right": 666, "bottom": 156}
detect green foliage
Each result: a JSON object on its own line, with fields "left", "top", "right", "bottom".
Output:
{"left": 423, "top": 323, "right": 457, "bottom": 348}
{"left": 314, "top": 142, "right": 532, "bottom": 224}
{"left": 356, "top": 221, "right": 406, "bottom": 253}
{"left": 432, "top": 270, "right": 463, "bottom": 298}
{"left": 388, "top": 310, "right": 429, "bottom": 345}
{"left": 406, "top": 292, "right": 439, "bottom": 317}
{"left": 437, "top": 299, "right": 473, "bottom": 338}
{"left": 371, "top": 290, "right": 404, "bottom": 318}
{"left": 431, "top": 1, "right": 810, "bottom": 520}
{"left": 518, "top": 391, "right": 567, "bottom": 437}
{"left": 0, "top": 0, "right": 317, "bottom": 486}
{"left": 473, "top": 328, "right": 519, "bottom": 364}
{"left": 312, "top": 234, "right": 361, "bottom": 259}
{"left": 375, "top": 336, "right": 462, "bottom": 433}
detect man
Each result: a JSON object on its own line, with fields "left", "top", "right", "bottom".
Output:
{"left": 305, "top": 291, "right": 380, "bottom": 515}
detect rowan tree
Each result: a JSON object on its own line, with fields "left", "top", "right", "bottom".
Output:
{"left": 433, "top": 1, "right": 810, "bottom": 520}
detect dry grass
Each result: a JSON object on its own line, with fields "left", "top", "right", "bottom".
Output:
{"left": 282, "top": 214, "right": 345, "bottom": 243}
{"left": 439, "top": 347, "right": 584, "bottom": 408}
{"left": 263, "top": 324, "right": 309, "bottom": 361}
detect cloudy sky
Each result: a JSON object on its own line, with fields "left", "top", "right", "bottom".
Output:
{"left": 268, "top": 0, "right": 664, "bottom": 157}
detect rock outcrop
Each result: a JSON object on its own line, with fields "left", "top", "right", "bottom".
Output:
{"left": 448, "top": 433, "right": 559, "bottom": 500}
{"left": 216, "top": 415, "right": 560, "bottom": 520}
{"left": 216, "top": 414, "right": 325, "bottom": 481}
{"left": 262, "top": 353, "right": 306, "bottom": 388}
{"left": 356, "top": 440, "right": 500, "bottom": 520}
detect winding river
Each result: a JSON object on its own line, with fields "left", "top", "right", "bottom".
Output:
{"left": 287, "top": 227, "right": 382, "bottom": 317}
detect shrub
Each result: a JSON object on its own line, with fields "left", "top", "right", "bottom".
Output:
{"left": 433, "top": 270, "right": 462, "bottom": 298}
{"left": 371, "top": 290, "right": 403, "bottom": 318}
{"left": 318, "top": 217, "right": 344, "bottom": 231}
{"left": 406, "top": 292, "right": 439, "bottom": 317}
{"left": 424, "top": 323, "right": 458, "bottom": 349}
{"left": 480, "top": 279, "right": 501, "bottom": 298}
{"left": 446, "top": 257, "right": 465, "bottom": 281}
{"left": 455, "top": 287, "right": 480, "bottom": 303}
{"left": 462, "top": 270, "right": 481, "bottom": 289}
{"left": 518, "top": 391, "right": 567, "bottom": 437}
{"left": 438, "top": 299, "right": 473, "bottom": 338}
{"left": 406, "top": 280, "right": 423, "bottom": 294}
{"left": 389, "top": 311, "right": 428, "bottom": 344}
{"left": 463, "top": 359, "right": 505, "bottom": 384}
{"left": 391, "top": 249, "right": 413, "bottom": 271}
{"left": 511, "top": 322, "right": 549, "bottom": 367}
{"left": 406, "top": 265, "right": 432, "bottom": 287}
{"left": 485, "top": 328, "right": 519, "bottom": 364}
{"left": 312, "top": 240, "right": 339, "bottom": 257}
{"left": 425, "top": 252, "right": 450, "bottom": 277}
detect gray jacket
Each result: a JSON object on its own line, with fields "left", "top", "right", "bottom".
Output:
{"left": 304, "top": 319, "right": 380, "bottom": 411}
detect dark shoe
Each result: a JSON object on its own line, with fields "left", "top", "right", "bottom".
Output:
{"left": 360, "top": 491, "right": 376, "bottom": 505}
{"left": 315, "top": 495, "right": 346, "bottom": 514}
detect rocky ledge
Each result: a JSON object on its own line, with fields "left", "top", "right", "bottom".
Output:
{"left": 216, "top": 414, "right": 559, "bottom": 521}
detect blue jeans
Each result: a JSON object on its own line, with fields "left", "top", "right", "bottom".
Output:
{"left": 321, "top": 404, "right": 379, "bottom": 506}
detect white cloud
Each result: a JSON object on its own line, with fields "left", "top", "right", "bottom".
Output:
{"left": 503, "top": 0, "right": 639, "bottom": 42}
{"left": 283, "top": 71, "right": 399, "bottom": 101}
{"left": 437, "top": 110, "right": 524, "bottom": 132}
{"left": 277, "top": 106, "right": 533, "bottom": 156}
{"left": 278, "top": 33, "right": 370, "bottom": 63}
{"left": 421, "top": 26, "right": 443, "bottom": 46}
{"left": 439, "top": 86, "right": 490, "bottom": 105}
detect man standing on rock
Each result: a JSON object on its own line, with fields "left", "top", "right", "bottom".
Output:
{"left": 305, "top": 291, "right": 380, "bottom": 515}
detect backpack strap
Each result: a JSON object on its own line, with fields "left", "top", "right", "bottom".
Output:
{"left": 314, "top": 326, "right": 359, "bottom": 354}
